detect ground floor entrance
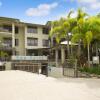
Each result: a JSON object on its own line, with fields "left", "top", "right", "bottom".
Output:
{"left": 12, "top": 61, "right": 48, "bottom": 75}
{"left": 41, "top": 63, "right": 48, "bottom": 75}
{"left": 0, "top": 65, "right": 5, "bottom": 71}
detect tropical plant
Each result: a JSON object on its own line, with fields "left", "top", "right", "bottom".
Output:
{"left": 49, "top": 11, "right": 77, "bottom": 58}
{"left": 49, "top": 8, "right": 100, "bottom": 67}
{"left": 71, "top": 9, "right": 100, "bottom": 67}
{"left": 49, "top": 18, "right": 70, "bottom": 57}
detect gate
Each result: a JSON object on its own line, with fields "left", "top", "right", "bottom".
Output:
{"left": 63, "top": 59, "right": 78, "bottom": 77}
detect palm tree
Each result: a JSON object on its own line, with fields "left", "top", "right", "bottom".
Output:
{"left": 49, "top": 11, "right": 76, "bottom": 59}
{"left": 72, "top": 10, "right": 100, "bottom": 67}
{"left": 89, "top": 16, "right": 100, "bottom": 56}
{"left": 49, "top": 18, "right": 70, "bottom": 57}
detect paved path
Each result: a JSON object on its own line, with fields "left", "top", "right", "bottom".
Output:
{"left": 0, "top": 71, "right": 100, "bottom": 100}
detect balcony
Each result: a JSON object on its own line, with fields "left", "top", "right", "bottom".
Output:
{"left": 0, "top": 42, "right": 12, "bottom": 51}
{"left": 0, "top": 26, "right": 12, "bottom": 35}
{"left": 12, "top": 56, "right": 48, "bottom": 61}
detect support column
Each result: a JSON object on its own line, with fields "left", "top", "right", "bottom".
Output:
{"left": 24, "top": 26, "right": 27, "bottom": 56}
{"left": 12, "top": 23, "right": 15, "bottom": 55}
{"left": 61, "top": 47, "right": 65, "bottom": 64}
{"left": 55, "top": 49, "right": 58, "bottom": 67}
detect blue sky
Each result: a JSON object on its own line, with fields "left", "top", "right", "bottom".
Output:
{"left": 0, "top": 0, "right": 99, "bottom": 24}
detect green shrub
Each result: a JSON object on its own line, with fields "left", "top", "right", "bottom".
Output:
{"left": 79, "top": 66, "right": 100, "bottom": 75}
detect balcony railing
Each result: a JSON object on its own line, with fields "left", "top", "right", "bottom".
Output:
{"left": 12, "top": 56, "right": 48, "bottom": 61}
{"left": 0, "top": 43, "right": 12, "bottom": 51}
{"left": 0, "top": 27, "right": 12, "bottom": 33}
{"left": 2, "top": 42, "right": 12, "bottom": 47}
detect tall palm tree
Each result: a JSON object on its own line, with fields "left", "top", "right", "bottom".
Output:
{"left": 89, "top": 16, "right": 100, "bottom": 56}
{"left": 72, "top": 11, "right": 100, "bottom": 67}
{"left": 49, "top": 18, "right": 70, "bottom": 58}
{"left": 50, "top": 11, "right": 76, "bottom": 59}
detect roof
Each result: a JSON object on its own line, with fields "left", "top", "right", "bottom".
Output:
{"left": 0, "top": 16, "right": 49, "bottom": 28}
{"left": 0, "top": 17, "right": 20, "bottom": 22}
{"left": 21, "top": 22, "right": 48, "bottom": 27}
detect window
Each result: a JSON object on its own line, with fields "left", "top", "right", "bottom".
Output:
{"left": 43, "top": 39, "right": 49, "bottom": 47}
{"left": 15, "top": 26, "right": 19, "bottom": 34}
{"left": 27, "top": 26, "right": 37, "bottom": 33}
{"left": 27, "top": 38, "right": 38, "bottom": 46}
{"left": 42, "top": 28, "right": 49, "bottom": 34}
{"left": 15, "top": 39, "right": 19, "bottom": 46}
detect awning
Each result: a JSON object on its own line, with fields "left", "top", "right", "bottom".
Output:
{"left": 61, "top": 41, "right": 78, "bottom": 45}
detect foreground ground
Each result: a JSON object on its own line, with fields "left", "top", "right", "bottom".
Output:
{"left": 0, "top": 71, "right": 100, "bottom": 100}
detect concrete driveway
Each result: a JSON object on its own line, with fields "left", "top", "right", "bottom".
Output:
{"left": 0, "top": 71, "right": 100, "bottom": 100}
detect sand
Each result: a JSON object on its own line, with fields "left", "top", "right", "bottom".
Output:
{"left": 0, "top": 70, "right": 100, "bottom": 100}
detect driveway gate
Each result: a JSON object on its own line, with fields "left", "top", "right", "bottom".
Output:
{"left": 63, "top": 59, "right": 78, "bottom": 77}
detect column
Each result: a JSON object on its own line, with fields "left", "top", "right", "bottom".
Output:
{"left": 61, "top": 47, "right": 65, "bottom": 64}
{"left": 55, "top": 49, "right": 58, "bottom": 67}
{"left": 24, "top": 26, "right": 27, "bottom": 56}
{"left": 12, "top": 23, "right": 15, "bottom": 55}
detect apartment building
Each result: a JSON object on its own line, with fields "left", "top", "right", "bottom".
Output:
{"left": 0, "top": 17, "right": 50, "bottom": 60}
{"left": 0, "top": 17, "right": 67, "bottom": 75}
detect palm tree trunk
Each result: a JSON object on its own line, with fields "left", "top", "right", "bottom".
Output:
{"left": 67, "top": 34, "right": 70, "bottom": 59}
{"left": 87, "top": 44, "right": 90, "bottom": 67}
{"left": 96, "top": 42, "right": 98, "bottom": 56}
{"left": 71, "top": 44, "right": 73, "bottom": 56}
{"left": 55, "top": 49, "right": 58, "bottom": 67}
{"left": 67, "top": 40, "right": 70, "bottom": 58}
{"left": 78, "top": 41, "right": 81, "bottom": 58}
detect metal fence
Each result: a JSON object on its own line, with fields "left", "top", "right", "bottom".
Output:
{"left": 63, "top": 59, "right": 78, "bottom": 77}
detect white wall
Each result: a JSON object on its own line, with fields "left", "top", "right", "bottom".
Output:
{"left": 5, "top": 62, "right": 12, "bottom": 70}
{"left": 48, "top": 66, "right": 63, "bottom": 78}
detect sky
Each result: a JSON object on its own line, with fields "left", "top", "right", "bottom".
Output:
{"left": 0, "top": 0, "right": 99, "bottom": 24}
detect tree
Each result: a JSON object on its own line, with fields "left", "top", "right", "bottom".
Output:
{"left": 49, "top": 11, "right": 76, "bottom": 59}
{"left": 89, "top": 16, "right": 100, "bottom": 56}
{"left": 71, "top": 10, "right": 100, "bottom": 67}
{"left": 49, "top": 18, "right": 70, "bottom": 58}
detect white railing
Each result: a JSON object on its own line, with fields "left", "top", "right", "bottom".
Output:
{"left": 12, "top": 56, "right": 48, "bottom": 61}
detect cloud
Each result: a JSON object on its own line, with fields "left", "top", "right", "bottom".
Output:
{"left": 78, "top": 0, "right": 97, "bottom": 4}
{"left": 26, "top": 2, "right": 58, "bottom": 17}
{"left": 90, "top": 2, "right": 100, "bottom": 9}
{"left": 77, "top": 0, "right": 100, "bottom": 10}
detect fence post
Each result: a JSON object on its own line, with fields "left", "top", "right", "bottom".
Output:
{"left": 74, "top": 59, "right": 78, "bottom": 78}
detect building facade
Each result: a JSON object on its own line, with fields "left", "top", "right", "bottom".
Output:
{"left": 0, "top": 17, "right": 50, "bottom": 60}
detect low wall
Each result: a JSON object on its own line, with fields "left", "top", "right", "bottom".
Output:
{"left": 5, "top": 62, "right": 12, "bottom": 70}
{"left": 48, "top": 66, "right": 63, "bottom": 78}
